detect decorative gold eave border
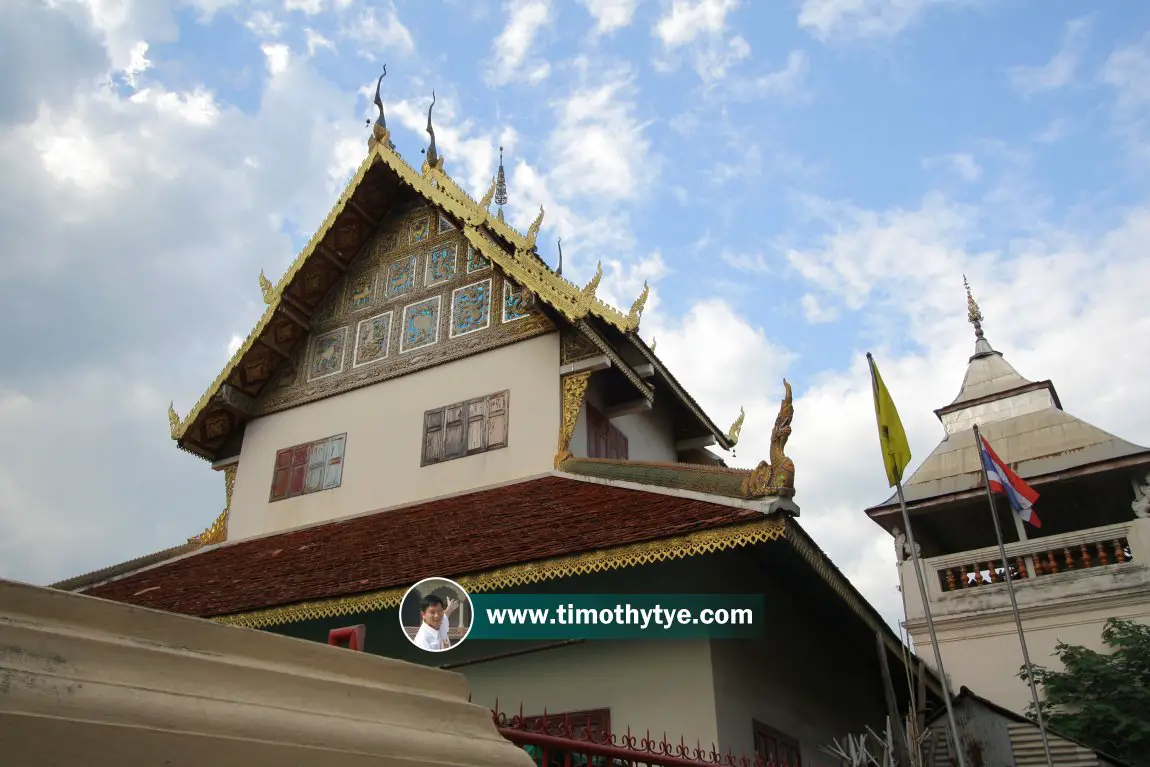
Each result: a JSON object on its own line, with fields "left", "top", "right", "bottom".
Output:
{"left": 209, "top": 516, "right": 787, "bottom": 629}
{"left": 173, "top": 140, "right": 640, "bottom": 446}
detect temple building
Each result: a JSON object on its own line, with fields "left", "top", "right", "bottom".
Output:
{"left": 49, "top": 76, "right": 943, "bottom": 766}
{"left": 864, "top": 284, "right": 1150, "bottom": 713}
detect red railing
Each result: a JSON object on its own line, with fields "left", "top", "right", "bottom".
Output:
{"left": 493, "top": 702, "right": 790, "bottom": 767}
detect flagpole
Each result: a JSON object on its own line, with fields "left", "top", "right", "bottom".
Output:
{"left": 867, "top": 354, "right": 967, "bottom": 767}
{"left": 972, "top": 424, "right": 1054, "bottom": 767}
{"left": 891, "top": 478, "right": 968, "bottom": 767}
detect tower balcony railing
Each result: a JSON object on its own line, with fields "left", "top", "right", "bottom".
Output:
{"left": 905, "top": 520, "right": 1150, "bottom": 613}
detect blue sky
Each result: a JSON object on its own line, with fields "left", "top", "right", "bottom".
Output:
{"left": 2, "top": 0, "right": 1149, "bottom": 634}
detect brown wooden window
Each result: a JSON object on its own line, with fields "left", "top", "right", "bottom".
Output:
{"left": 586, "top": 404, "right": 628, "bottom": 460}
{"left": 753, "top": 721, "right": 801, "bottom": 767}
{"left": 422, "top": 390, "right": 509, "bottom": 466}
{"left": 270, "top": 433, "right": 346, "bottom": 502}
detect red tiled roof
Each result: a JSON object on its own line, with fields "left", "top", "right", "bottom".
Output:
{"left": 83, "top": 475, "right": 761, "bottom": 619}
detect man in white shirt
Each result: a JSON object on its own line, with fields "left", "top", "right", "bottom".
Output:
{"left": 411, "top": 594, "right": 459, "bottom": 652}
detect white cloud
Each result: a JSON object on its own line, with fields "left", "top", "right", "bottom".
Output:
{"left": 245, "top": 11, "right": 285, "bottom": 38}
{"left": 800, "top": 292, "right": 837, "bottom": 323}
{"left": 1008, "top": 17, "right": 1090, "bottom": 96}
{"left": 654, "top": 0, "right": 738, "bottom": 47}
{"left": 798, "top": 0, "right": 965, "bottom": 42}
{"left": 261, "top": 42, "right": 290, "bottom": 75}
{"left": 545, "top": 64, "right": 655, "bottom": 203}
{"left": 923, "top": 152, "right": 982, "bottom": 181}
{"left": 285, "top": 0, "right": 325, "bottom": 13}
{"left": 579, "top": 0, "right": 640, "bottom": 37}
{"left": 720, "top": 249, "right": 771, "bottom": 274}
{"left": 340, "top": 3, "right": 415, "bottom": 59}
{"left": 305, "top": 28, "right": 335, "bottom": 57}
{"left": 1101, "top": 31, "right": 1150, "bottom": 161}
{"left": 653, "top": 0, "right": 753, "bottom": 84}
{"left": 226, "top": 334, "right": 244, "bottom": 356}
{"left": 486, "top": 0, "right": 553, "bottom": 87}
{"left": 123, "top": 41, "right": 151, "bottom": 87}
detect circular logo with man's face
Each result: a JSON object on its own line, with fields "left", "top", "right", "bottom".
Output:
{"left": 399, "top": 577, "right": 473, "bottom": 653}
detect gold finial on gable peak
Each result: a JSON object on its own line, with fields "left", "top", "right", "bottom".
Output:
{"left": 727, "top": 406, "right": 745, "bottom": 445}
{"left": 259, "top": 269, "right": 274, "bottom": 304}
{"left": 526, "top": 204, "right": 545, "bottom": 248}
{"left": 963, "top": 274, "right": 984, "bottom": 336}
{"left": 650, "top": 336, "right": 657, "bottom": 354}
{"left": 168, "top": 402, "right": 181, "bottom": 438}
{"left": 627, "top": 281, "right": 649, "bottom": 329}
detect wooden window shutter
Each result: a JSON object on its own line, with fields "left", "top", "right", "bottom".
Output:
{"left": 305, "top": 440, "right": 329, "bottom": 493}
{"left": 288, "top": 445, "right": 309, "bottom": 497}
{"left": 486, "top": 390, "right": 509, "bottom": 449}
{"left": 609, "top": 425, "right": 629, "bottom": 460}
{"left": 443, "top": 402, "right": 467, "bottom": 460}
{"left": 423, "top": 408, "right": 446, "bottom": 465}
{"left": 322, "top": 434, "right": 346, "bottom": 489}
{"left": 271, "top": 448, "right": 292, "bottom": 500}
{"left": 465, "top": 397, "right": 487, "bottom": 454}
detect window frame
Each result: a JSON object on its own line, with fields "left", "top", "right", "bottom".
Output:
{"left": 269, "top": 433, "right": 347, "bottom": 503}
{"left": 421, "top": 390, "right": 510, "bottom": 467}
{"left": 752, "top": 721, "right": 801, "bottom": 767}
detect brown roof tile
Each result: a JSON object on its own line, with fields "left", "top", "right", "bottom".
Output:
{"left": 83, "top": 476, "right": 760, "bottom": 619}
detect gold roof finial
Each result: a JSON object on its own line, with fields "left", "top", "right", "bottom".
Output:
{"left": 367, "top": 66, "right": 393, "bottom": 151}
{"left": 627, "top": 281, "right": 649, "bottom": 329}
{"left": 422, "top": 91, "right": 442, "bottom": 173}
{"left": 963, "top": 274, "right": 985, "bottom": 340}
{"left": 480, "top": 175, "right": 497, "bottom": 208}
{"left": 650, "top": 336, "right": 657, "bottom": 354}
{"left": 168, "top": 402, "right": 181, "bottom": 438}
{"left": 727, "top": 406, "right": 745, "bottom": 445}
{"left": 259, "top": 269, "right": 274, "bottom": 304}
{"left": 556, "top": 238, "right": 564, "bottom": 277}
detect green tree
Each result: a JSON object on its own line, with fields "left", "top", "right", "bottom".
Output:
{"left": 1019, "top": 618, "right": 1150, "bottom": 767}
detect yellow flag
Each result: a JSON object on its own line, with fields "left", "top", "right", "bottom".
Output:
{"left": 867, "top": 353, "right": 912, "bottom": 487}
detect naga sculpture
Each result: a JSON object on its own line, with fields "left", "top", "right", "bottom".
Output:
{"left": 740, "top": 379, "right": 796, "bottom": 498}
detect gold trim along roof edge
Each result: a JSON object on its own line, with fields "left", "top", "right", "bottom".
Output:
{"left": 210, "top": 516, "right": 787, "bottom": 629}
{"left": 171, "top": 140, "right": 643, "bottom": 446}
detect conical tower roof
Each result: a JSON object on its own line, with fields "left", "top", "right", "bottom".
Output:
{"left": 868, "top": 279, "right": 1149, "bottom": 511}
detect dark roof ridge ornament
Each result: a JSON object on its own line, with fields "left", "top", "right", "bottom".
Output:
{"left": 422, "top": 90, "right": 442, "bottom": 172}
{"left": 963, "top": 275, "right": 997, "bottom": 359}
{"left": 556, "top": 237, "right": 563, "bottom": 277}
{"left": 367, "top": 65, "right": 394, "bottom": 151}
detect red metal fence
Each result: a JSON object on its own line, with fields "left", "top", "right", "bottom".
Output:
{"left": 493, "top": 703, "right": 789, "bottom": 767}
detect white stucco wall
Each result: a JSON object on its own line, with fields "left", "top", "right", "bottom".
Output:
{"left": 228, "top": 333, "right": 560, "bottom": 539}
{"left": 901, "top": 517, "right": 1150, "bottom": 712}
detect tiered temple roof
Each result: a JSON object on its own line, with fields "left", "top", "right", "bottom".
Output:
{"left": 867, "top": 279, "right": 1150, "bottom": 520}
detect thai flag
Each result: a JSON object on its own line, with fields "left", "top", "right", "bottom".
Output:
{"left": 978, "top": 434, "right": 1041, "bottom": 528}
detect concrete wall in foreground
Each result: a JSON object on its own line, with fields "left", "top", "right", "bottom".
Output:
{"left": 0, "top": 579, "right": 536, "bottom": 767}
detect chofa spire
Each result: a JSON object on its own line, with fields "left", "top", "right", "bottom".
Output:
{"left": 423, "top": 91, "right": 443, "bottom": 172}
{"left": 963, "top": 275, "right": 996, "bottom": 359}
{"left": 367, "top": 66, "right": 394, "bottom": 151}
